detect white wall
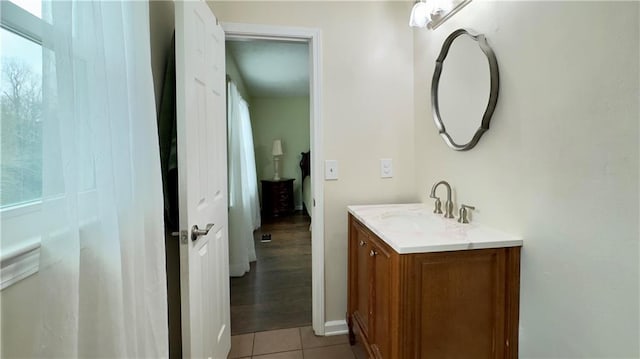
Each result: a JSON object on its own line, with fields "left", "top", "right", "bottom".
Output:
{"left": 209, "top": 1, "right": 417, "bottom": 324}
{"left": 414, "top": 1, "right": 639, "bottom": 357}
{"left": 251, "top": 96, "right": 310, "bottom": 209}
{"left": 0, "top": 269, "right": 39, "bottom": 357}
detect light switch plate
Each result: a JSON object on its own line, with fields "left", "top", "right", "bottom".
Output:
{"left": 380, "top": 158, "right": 393, "bottom": 178}
{"left": 325, "top": 160, "right": 338, "bottom": 180}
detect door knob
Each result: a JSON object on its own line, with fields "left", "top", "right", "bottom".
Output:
{"left": 359, "top": 240, "right": 367, "bottom": 247}
{"left": 191, "top": 223, "right": 214, "bottom": 241}
{"left": 369, "top": 249, "right": 377, "bottom": 257}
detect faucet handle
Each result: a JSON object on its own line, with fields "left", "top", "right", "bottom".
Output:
{"left": 457, "top": 204, "right": 475, "bottom": 224}
{"left": 430, "top": 196, "right": 443, "bottom": 214}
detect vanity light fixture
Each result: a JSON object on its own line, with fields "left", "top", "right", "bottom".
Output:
{"left": 409, "top": 0, "right": 472, "bottom": 30}
{"left": 409, "top": 0, "right": 431, "bottom": 28}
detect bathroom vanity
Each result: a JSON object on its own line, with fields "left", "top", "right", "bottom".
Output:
{"left": 347, "top": 204, "right": 522, "bottom": 358}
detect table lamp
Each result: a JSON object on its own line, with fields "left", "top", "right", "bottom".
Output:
{"left": 272, "top": 139, "right": 283, "bottom": 180}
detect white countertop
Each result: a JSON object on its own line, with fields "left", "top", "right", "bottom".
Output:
{"left": 348, "top": 203, "right": 523, "bottom": 254}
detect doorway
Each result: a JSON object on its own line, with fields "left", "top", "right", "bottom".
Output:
{"left": 223, "top": 23, "right": 324, "bottom": 336}
{"left": 226, "top": 38, "right": 310, "bottom": 334}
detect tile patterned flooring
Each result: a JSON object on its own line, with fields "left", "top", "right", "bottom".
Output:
{"left": 228, "top": 326, "right": 367, "bottom": 359}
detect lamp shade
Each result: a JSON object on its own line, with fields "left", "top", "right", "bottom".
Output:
{"left": 272, "top": 139, "right": 283, "bottom": 156}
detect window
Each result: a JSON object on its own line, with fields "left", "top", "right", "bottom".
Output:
{"left": 8, "top": 0, "right": 41, "bottom": 19}
{"left": 1, "top": 0, "right": 99, "bottom": 289}
{"left": 1, "top": 0, "right": 45, "bottom": 289}
{"left": 1, "top": 27, "right": 43, "bottom": 208}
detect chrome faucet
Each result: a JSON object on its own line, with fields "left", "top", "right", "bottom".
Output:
{"left": 430, "top": 180, "right": 455, "bottom": 219}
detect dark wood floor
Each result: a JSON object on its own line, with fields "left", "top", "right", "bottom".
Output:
{"left": 230, "top": 211, "right": 312, "bottom": 335}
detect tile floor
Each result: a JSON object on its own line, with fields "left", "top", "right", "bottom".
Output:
{"left": 228, "top": 326, "right": 367, "bottom": 359}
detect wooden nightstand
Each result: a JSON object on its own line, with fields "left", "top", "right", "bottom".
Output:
{"left": 261, "top": 178, "right": 295, "bottom": 217}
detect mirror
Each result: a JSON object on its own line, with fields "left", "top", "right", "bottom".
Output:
{"left": 431, "top": 29, "right": 499, "bottom": 151}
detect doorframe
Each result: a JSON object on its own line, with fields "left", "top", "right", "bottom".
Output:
{"left": 221, "top": 22, "right": 326, "bottom": 335}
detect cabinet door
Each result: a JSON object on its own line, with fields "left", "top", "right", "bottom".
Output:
{"left": 412, "top": 249, "right": 507, "bottom": 358}
{"left": 350, "top": 221, "right": 371, "bottom": 337}
{"left": 370, "top": 238, "right": 391, "bottom": 359}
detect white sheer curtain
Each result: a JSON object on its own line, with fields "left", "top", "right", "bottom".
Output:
{"left": 34, "top": 1, "right": 167, "bottom": 357}
{"left": 228, "top": 82, "right": 260, "bottom": 277}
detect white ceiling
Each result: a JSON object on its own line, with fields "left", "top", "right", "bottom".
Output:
{"left": 227, "top": 39, "right": 309, "bottom": 98}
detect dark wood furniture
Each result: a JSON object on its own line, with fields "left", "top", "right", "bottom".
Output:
{"left": 300, "top": 151, "right": 311, "bottom": 179}
{"left": 347, "top": 214, "right": 521, "bottom": 359}
{"left": 261, "top": 178, "right": 295, "bottom": 217}
{"left": 300, "top": 151, "right": 310, "bottom": 214}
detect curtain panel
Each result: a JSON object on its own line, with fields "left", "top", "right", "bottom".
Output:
{"left": 227, "top": 81, "right": 260, "bottom": 277}
{"left": 32, "top": 1, "right": 168, "bottom": 356}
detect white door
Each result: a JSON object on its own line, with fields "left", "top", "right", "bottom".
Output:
{"left": 175, "top": 1, "right": 230, "bottom": 358}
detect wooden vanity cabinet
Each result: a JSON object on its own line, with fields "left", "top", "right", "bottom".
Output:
{"left": 348, "top": 217, "right": 394, "bottom": 358}
{"left": 347, "top": 214, "right": 521, "bottom": 359}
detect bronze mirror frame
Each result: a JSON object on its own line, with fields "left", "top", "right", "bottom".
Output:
{"left": 431, "top": 29, "right": 500, "bottom": 151}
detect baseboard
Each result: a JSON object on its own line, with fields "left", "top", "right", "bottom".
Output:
{"left": 323, "top": 320, "right": 348, "bottom": 336}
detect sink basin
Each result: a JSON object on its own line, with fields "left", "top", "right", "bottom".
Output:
{"left": 377, "top": 209, "right": 438, "bottom": 232}
{"left": 375, "top": 208, "right": 467, "bottom": 235}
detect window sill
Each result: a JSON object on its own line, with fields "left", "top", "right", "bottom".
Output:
{"left": 0, "top": 199, "right": 42, "bottom": 218}
{"left": 1, "top": 238, "right": 40, "bottom": 290}
{"left": 1, "top": 192, "right": 96, "bottom": 290}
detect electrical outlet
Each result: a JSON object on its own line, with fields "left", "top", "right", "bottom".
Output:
{"left": 380, "top": 158, "right": 393, "bottom": 178}
{"left": 325, "top": 160, "right": 338, "bottom": 180}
